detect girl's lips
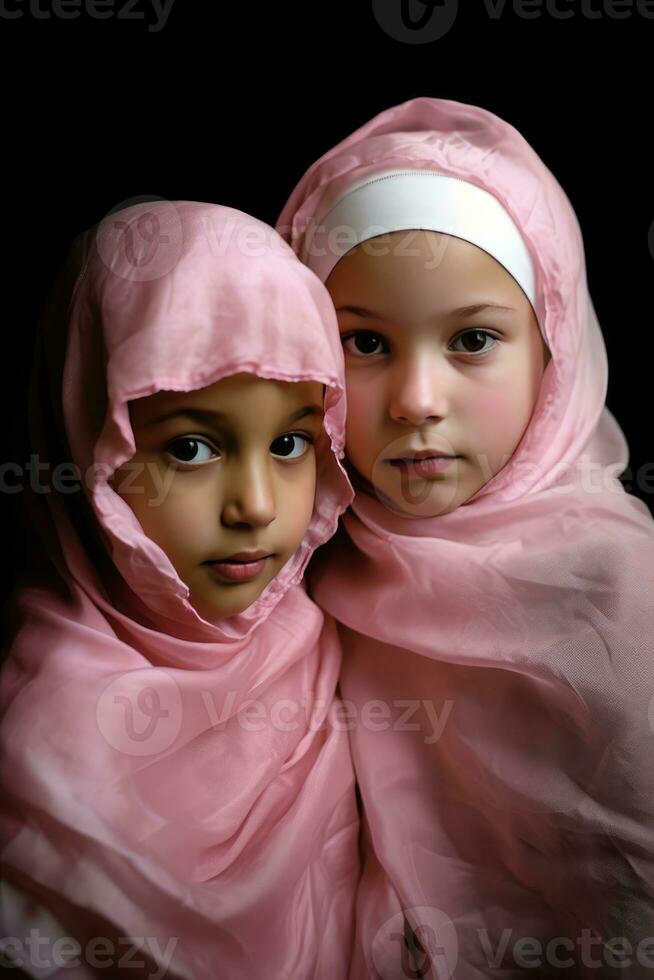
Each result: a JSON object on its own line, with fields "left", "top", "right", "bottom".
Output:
{"left": 389, "top": 456, "right": 458, "bottom": 476}
{"left": 206, "top": 558, "right": 270, "bottom": 583}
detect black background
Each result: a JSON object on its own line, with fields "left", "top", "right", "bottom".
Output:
{"left": 2, "top": 0, "right": 652, "bottom": 612}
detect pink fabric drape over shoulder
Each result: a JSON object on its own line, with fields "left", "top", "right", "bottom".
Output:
{"left": 0, "top": 202, "right": 359, "bottom": 980}
{"left": 276, "top": 99, "right": 654, "bottom": 979}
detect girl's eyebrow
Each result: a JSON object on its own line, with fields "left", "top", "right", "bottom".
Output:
{"left": 142, "top": 404, "right": 324, "bottom": 428}
{"left": 335, "top": 302, "right": 516, "bottom": 319}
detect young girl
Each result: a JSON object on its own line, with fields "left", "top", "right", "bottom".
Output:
{"left": 0, "top": 202, "right": 360, "bottom": 979}
{"left": 276, "top": 98, "right": 654, "bottom": 979}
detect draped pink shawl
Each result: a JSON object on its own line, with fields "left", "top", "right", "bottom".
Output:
{"left": 0, "top": 202, "right": 359, "bottom": 979}
{"left": 276, "top": 98, "right": 654, "bottom": 979}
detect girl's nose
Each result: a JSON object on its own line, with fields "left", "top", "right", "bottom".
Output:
{"left": 221, "top": 458, "right": 276, "bottom": 529}
{"left": 388, "top": 353, "right": 450, "bottom": 426}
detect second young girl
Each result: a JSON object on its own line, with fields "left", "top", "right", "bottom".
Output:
{"left": 0, "top": 201, "right": 359, "bottom": 979}
{"left": 277, "top": 98, "right": 654, "bottom": 979}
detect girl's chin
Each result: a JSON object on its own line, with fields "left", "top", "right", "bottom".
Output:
{"left": 370, "top": 483, "right": 455, "bottom": 518}
{"left": 190, "top": 589, "right": 262, "bottom": 621}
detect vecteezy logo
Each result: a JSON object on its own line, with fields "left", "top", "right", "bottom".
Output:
{"left": 96, "top": 669, "right": 183, "bottom": 756}
{"left": 372, "top": 0, "right": 458, "bottom": 43}
{"left": 95, "top": 194, "right": 184, "bottom": 283}
{"left": 372, "top": 906, "right": 458, "bottom": 979}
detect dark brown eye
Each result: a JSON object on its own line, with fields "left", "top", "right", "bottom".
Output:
{"left": 270, "top": 433, "right": 313, "bottom": 460}
{"left": 166, "top": 437, "right": 217, "bottom": 464}
{"left": 451, "top": 330, "right": 498, "bottom": 355}
{"left": 342, "top": 332, "right": 387, "bottom": 356}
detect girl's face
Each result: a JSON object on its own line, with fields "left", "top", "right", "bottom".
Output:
{"left": 110, "top": 373, "right": 325, "bottom": 620}
{"left": 326, "top": 230, "right": 551, "bottom": 518}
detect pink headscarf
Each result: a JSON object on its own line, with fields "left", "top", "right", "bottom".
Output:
{"left": 276, "top": 99, "right": 654, "bottom": 979}
{"left": 0, "top": 202, "right": 359, "bottom": 979}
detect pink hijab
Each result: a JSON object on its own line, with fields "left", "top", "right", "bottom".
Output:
{"left": 277, "top": 99, "right": 654, "bottom": 979}
{"left": 0, "top": 202, "right": 359, "bottom": 979}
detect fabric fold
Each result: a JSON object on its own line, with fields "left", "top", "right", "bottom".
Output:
{"left": 1, "top": 202, "right": 359, "bottom": 979}
{"left": 276, "top": 98, "right": 654, "bottom": 979}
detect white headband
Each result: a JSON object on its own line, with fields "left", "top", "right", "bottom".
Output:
{"left": 300, "top": 169, "right": 536, "bottom": 307}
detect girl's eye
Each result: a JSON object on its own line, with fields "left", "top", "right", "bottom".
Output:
{"left": 270, "top": 433, "right": 314, "bottom": 460}
{"left": 450, "top": 329, "right": 499, "bottom": 356}
{"left": 165, "top": 437, "right": 218, "bottom": 465}
{"left": 341, "top": 332, "right": 388, "bottom": 357}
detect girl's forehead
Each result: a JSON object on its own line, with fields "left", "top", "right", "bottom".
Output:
{"left": 129, "top": 374, "right": 324, "bottom": 428}
{"left": 334, "top": 230, "right": 519, "bottom": 281}
{"left": 327, "top": 232, "right": 532, "bottom": 318}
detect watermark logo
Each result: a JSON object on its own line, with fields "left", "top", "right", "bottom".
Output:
{"left": 363, "top": 445, "right": 647, "bottom": 520}
{"left": 0, "top": 927, "right": 178, "bottom": 979}
{"left": 372, "top": 907, "right": 458, "bottom": 979}
{"left": 92, "top": 195, "right": 303, "bottom": 284}
{"left": 372, "top": 0, "right": 459, "bottom": 42}
{"left": 369, "top": 918, "right": 654, "bottom": 975}
{"left": 1, "top": 450, "right": 649, "bottom": 512}
{"left": 370, "top": 434, "right": 462, "bottom": 517}
{"left": 482, "top": 927, "right": 654, "bottom": 971}
{"left": 95, "top": 669, "right": 183, "bottom": 756}
{"left": 96, "top": 196, "right": 184, "bottom": 282}
{"left": 0, "top": 454, "right": 178, "bottom": 505}
{"left": 0, "top": 0, "right": 176, "bottom": 32}
{"left": 372, "top": 0, "right": 654, "bottom": 43}
{"left": 95, "top": 686, "right": 457, "bottom": 757}
{"left": 302, "top": 220, "right": 457, "bottom": 272}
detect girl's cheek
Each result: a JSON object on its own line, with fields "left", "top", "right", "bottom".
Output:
{"left": 345, "top": 385, "right": 378, "bottom": 448}
{"left": 346, "top": 375, "right": 382, "bottom": 418}
{"left": 288, "top": 471, "right": 317, "bottom": 546}
{"left": 174, "top": 515, "right": 205, "bottom": 537}
{"left": 467, "top": 385, "right": 510, "bottom": 417}
{"left": 142, "top": 491, "right": 204, "bottom": 541}
{"left": 469, "top": 386, "right": 533, "bottom": 463}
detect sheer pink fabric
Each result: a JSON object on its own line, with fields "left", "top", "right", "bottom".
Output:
{"left": 0, "top": 202, "right": 359, "bottom": 979}
{"left": 276, "top": 99, "right": 654, "bottom": 979}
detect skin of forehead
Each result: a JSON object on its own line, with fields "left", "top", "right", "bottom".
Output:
{"left": 129, "top": 374, "right": 325, "bottom": 436}
{"left": 328, "top": 230, "right": 536, "bottom": 323}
